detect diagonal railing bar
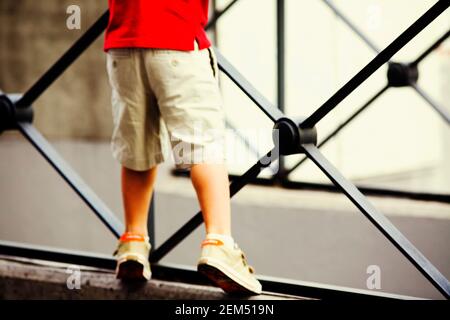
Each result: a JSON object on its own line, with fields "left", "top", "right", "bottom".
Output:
{"left": 301, "top": 0, "right": 449, "bottom": 129}
{"left": 279, "top": 180, "right": 450, "bottom": 203}
{"left": 321, "top": 0, "right": 381, "bottom": 53}
{"left": 215, "top": 49, "right": 285, "bottom": 122}
{"left": 206, "top": 0, "right": 241, "bottom": 30}
{"left": 410, "top": 29, "right": 450, "bottom": 124}
{"left": 302, "top": 143, "right": 450, "bottom": 298}
{"left": 412, "top": 28, "right": 450, "bottom": 66}
{"left": 324, "top": 0, "right": 450, "bottom": 65}
{"left": 17, "top": 122, "right": 123, "bottom": 238}
{"left": 322, "top": 0, "right": 449, "bottom": 124}
{"left": 150, "top": 149, "right": 277, "bottom": 263}
{"left": 286, "top": 85, "right": 389, "bottom": 175}
{"left": 288, "top": 3, "right": 449, "bottom": 176}
{"left": 15, "top": 11, "right": 109, "bottom": 109}
{"left": 410, "top": 82, "right": 450, "bottom": 124}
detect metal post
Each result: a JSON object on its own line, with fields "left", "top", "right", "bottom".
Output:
{"left": 276, "top": 0, "right": 287, "bottom": 179}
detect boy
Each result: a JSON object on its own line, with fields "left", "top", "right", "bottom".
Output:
{"left": 105, "top": 0, "right": 261, "bottom": 294}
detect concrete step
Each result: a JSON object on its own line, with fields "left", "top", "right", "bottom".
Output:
{"left": 0, "top": 256, "right": 305, "bottom": 300}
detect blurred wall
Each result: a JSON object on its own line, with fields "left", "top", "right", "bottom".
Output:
{"left": 0, "top": 0, "right": 112, "bottom": 139}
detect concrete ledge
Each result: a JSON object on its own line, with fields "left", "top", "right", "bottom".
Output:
{"left": 0, "top": 257, "right": 302, "bottom": 300}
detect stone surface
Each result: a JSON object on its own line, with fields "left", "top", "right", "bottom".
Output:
{"left": 0, "top": 257, "right": 302, "bottom": 300}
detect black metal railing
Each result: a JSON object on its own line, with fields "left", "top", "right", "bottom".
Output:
{"left": 209, "top": 0, "right": 450, "bottom": 204}
{"left": 0, "top": 0, "right": 449, "bottom": 299}
{"left": 286, "top": 0, "right": 450, "bottom": 179}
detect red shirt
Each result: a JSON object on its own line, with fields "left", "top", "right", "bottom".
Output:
{"left": 104, "top": 0, "right": 211, "bottom": 51}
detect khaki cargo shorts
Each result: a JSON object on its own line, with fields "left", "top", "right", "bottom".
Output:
{"left": 106, "top": 42, "right": 226, "bottom": 171}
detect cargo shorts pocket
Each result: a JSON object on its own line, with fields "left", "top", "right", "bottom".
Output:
{"left": 106, "top": 48, "right": 136, "bottom": 95}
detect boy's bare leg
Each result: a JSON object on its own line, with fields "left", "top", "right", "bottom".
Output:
{"left": 190, "top": 163, "right": 231, "bottom": 236}
{"left": 121, "top": 165, "right": 158, "bottom": 236}
{"left": 114, "top": 166, "right": 156, "bottom": 281}
{"left": 192, "top": 163, "right": 262, "bottom": 294}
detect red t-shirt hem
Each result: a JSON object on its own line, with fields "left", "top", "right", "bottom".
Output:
{"left": 104, "top": 38, "right": 211, "bottom": 52}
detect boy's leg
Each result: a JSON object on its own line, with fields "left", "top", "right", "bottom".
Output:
{"left": 121, "top": 165, "right": 158, "bottom": 236}
{"left": 106, "top": 48, "right": 165, "bottom": 281}
{"left": 113, "top": 165, "right": 157, "bottom": 281}
{"left": 190, "top": 163, "right": 231, "bottom": 236}
{"left": 191, "top": 163, "right": 262, "bottom": 295}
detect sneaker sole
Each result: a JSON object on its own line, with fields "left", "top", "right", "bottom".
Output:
{"left": 116, "top": 259, "right": 150, "bottom": 281}
{"left": 198, "top": 260, "right": 261, "bottom": 295}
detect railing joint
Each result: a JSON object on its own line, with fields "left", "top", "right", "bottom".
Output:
{"left": 273, "top": 117, "right": 317, "bottom": 156}
{"left": 387, "top": 62, "right": 419, "bottom": 87}
{"left": 0, "top": 94, "right": 33, "bottom": 134}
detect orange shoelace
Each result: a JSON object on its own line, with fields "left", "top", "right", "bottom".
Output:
{"left": 201, "top": 239, "right": 224, "bottom": 247}
{"left": 119, "top": 232, "right": 146, "bottom": 242}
